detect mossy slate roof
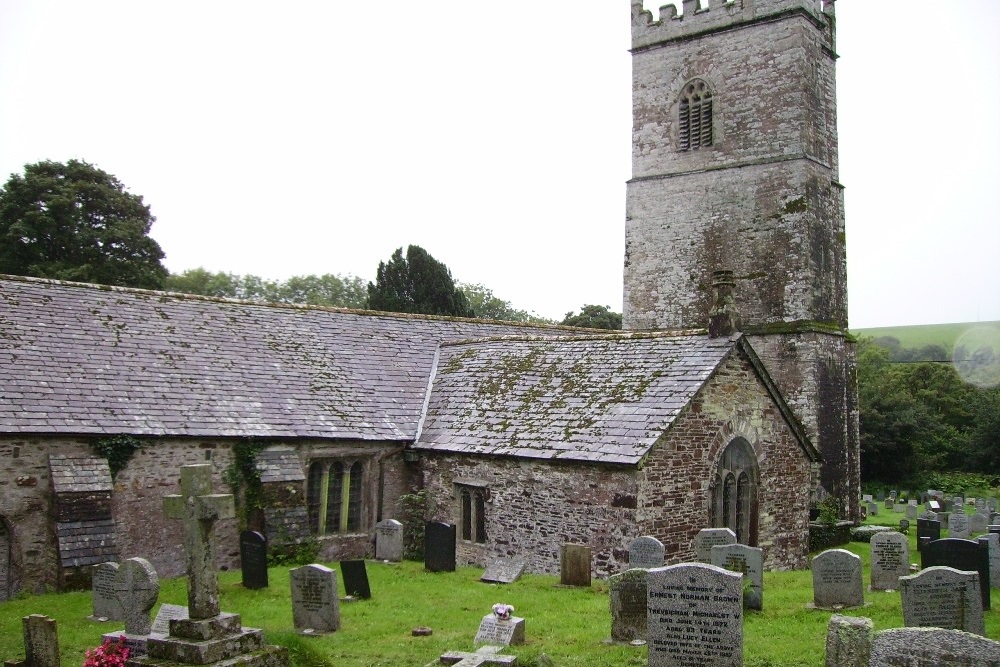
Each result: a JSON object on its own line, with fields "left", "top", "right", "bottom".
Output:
{"left": 414, "top": 334, "right": 737, "bottom": 465}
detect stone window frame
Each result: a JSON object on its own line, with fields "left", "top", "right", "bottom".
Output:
{"left": 678, "top": 78, "right": 714, "bottom": 152}
{"left": 709, "top": 437, "right": 759, "bottom": 545}
{"left": 306, "top": 458, "right": 365, "bottom": 536}
{"left": 454, "top": 480, "right": 489, "bottom": 545}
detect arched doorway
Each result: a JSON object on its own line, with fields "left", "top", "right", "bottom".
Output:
{"left": 709, "top": 438, "right": 759, "bottom": 546}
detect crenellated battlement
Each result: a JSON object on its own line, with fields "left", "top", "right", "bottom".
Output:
{"left": 632, "top": 0, "right": 831, "bottom": 50}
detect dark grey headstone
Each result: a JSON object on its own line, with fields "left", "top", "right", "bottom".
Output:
{"left": 915, "top": 518, "right": 940, "bottom": 550}
{"left": 870, "top": 532, "right": 909, "bottom": 591}
{"left": 692, "top": 528, "right": 736, "bottom": 563}
{"left": 424, "top": 522, "right": 456, "bottom": 572}
{"left": 867, "top": 502, "right": 878, "bottom": 517}
{"left": 91, "top": 561, "right": 121, "bottom": 621}
{"left": 290, "top": 563, "right": 339, "bottom": 633}
{"left": 559, "top": 543, "right": 591, "bottom": 587}
{"left": 921, "top": 537, "right": 990, "bottom": 610}
{"left": 647, "top": 563, "right": 743, "bottom": 667}
{"left": 970, "top": 513, "right": 988, "bottom": 534}
{"left": 711, "top": 543, "right": 763, "bottom": 611}
{"left": 113, "top": 557, "right": 159, "bottom": 636}
{"left": 481, "top": 557, "right": 527, "bottom": 584}
{"left": 375, "top": 519, "right": 403, "bottom": 562}
{"left": 811, "top": 549, "right": 863, "bottom": 609}
{"left": 900, "top": 566, "right": 984, "bottom": 635}
{"left": 628, "top": 536, "right": 665, "bottom": 570}
{"left": 609, "top": 568, "right": 647, "bottom": 643}
{"left": 950, "top": 512, "right": 971, "bottom": 539}
{"left": 870, "top": 627, "right": 1000, "bottom": 666}
{"left": 340, "top": 560, "right": 371, "bottom": 599}
{"left": 240, "top": 530, "right": 268, "bottom": 590}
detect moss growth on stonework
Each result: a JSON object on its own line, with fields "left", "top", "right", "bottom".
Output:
{"left": 91, "top": 434, "right": 143, "bottom": 481}
{"left": 783, "top": 196, "right": 808, "bottom": 214}
{"left": 744, "top": 320, "right": 849, "bottom": 337}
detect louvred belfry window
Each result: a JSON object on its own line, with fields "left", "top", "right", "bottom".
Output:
{"left": 679, "top": 80, "right": 713, "bottom": 151}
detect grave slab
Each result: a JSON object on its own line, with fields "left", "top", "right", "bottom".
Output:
{"left": 474, "top": 615, "right": 525, "bottom": 646}
{"left": 436, "top": 645, "right": 516, "bottom": 666}
{"left": 480, "top": 558, "right": 526, "bottom": 584}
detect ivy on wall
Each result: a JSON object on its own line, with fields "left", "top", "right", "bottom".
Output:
{"left": 91, "top": 435, "right": 143, "bottom": 481}
{"left": 399, "top": 489, "right": 428, "bottom": 561}
{"left": 222, "top": 439, "right": 266, "bottom": 530}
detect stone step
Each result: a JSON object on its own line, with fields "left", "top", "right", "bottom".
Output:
{"left": 146, "top": 628, "right": 265, "bottom": 665}
{"left": 127, "top": 644, "right": 288, "bottom": 667}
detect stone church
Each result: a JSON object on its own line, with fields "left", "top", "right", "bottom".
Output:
{"left": 0, "top": 0, "right": 857, "bottom": 598}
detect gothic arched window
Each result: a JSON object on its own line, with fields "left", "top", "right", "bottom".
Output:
{"left": 306, "top": 459, "right": 366, "bottom": 535}
{"left": 679, "top": 79, "right": 713, "bottom": 152}
{"left": 457, "top": 485, "right": 488, "bottom": 544}
{"left": 709, "top": 438, "right": 758, "bottom": 545}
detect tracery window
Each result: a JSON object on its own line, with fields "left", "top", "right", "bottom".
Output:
{"left": 679, "top": 79, "right": 713, "bottom": 151}
{"left": 458, "top": 485, "right": 488, "bottom": 544}
{"left": 307, "top": 459, "right": 364, "bottom": 535}
{"left": 709, "top": 438, "right": 757, "bottom": 544}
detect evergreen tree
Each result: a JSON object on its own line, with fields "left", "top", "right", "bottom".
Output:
{"left": 366, "top": 245, "right": 474, "bottom": 317}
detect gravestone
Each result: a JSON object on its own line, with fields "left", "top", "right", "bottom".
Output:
{"left": 862, "top": 494, "right": 872, "bottom": 503}
{"left": 692, "top": 528, "right": 736, "bottom": 563}
{"left": 559, "top": 543, "right": 591, "bottom": 587}
{"left": 481, "top": 557, "right": 526, "bottom": 584}
{"left": 340, "top": 560, "right": 371, "bottom": 599}
{"left": 425, "top": 522, "right": 457, "bottom": 572}
{"left": 240, "top": 530, "right": 268, "bottom": 590}
{"left": 876, "top": 491, "right": 885, "bottom": 501}
{"left": 6, "top": 615, "right": 59, "bottom": 667}
{"left": 869, "top": 532, "right": 909, "bottom": 591}
{"left": 991, "top": 514, "right": 1000, "bottom": 526}
{"left": 609, "top": 568, "right": 647, "bottom": 642}
{"left": 647, "top": 563, "right": 743, "bottom": 667}
{"left": 290, "top": 564, "right": 340, "bottom": 634}
{"left": 927, "top": 500, "right": 941, "bottom": 512}
{"left": 921, "top": 537, "right": 990, "bottom": 610}
{"left": 628, "top": 535, "right": 665, "bottom": 570}
{"left": 113, "top": 557, "right": 159, "bottom": 636}
{"left": 91, "top": 561, "right": 122, "bottom": 621}
{"left": 915, "top": 518, "right": 939, "bottom": 550}
{"left": 970, "top": 513, "right": 988, "bottom": 534}
{"left": 922, "top": 511, "right": 937, "bottom": 522}
{"left": 989, "top": 498, "right": 998, "bottom": 511}
{"left": 985, "top": 532, "right": 1000, "bottom": 589}
{"left": 899, "top": 519, "right": 909, "bottom": 534}
{"left": 711, "top": 543, "right": 763, "bottom": 611}
{"left": 867, "top": 502, "right": 878, "bottom": 517}
{"left": 975, "top": 498, "right": 987, "bottom": 513}
{"left": 149, "top": 604, "right": 188, "bottom": 636}
{"left": 870, "top": 627, "right": 1000, "bottom": 667}
{"left": 375, "top": 519, "right": 403, "bottom": 562}
{"left": 899, "top": 566, "right": 984, "bottom": 635}
{"left": 884, "top": 497, "right": 893, "bottom": 510}
{"left": 823, "top": 615, "right": 873, "bottom": 667}
{"left": 811, "top": 549, "right": 863, "bottom": 609}
{"left": 950, "top": 512, "right": 971, "bottom": 539}
{"left": 905, "top": 504, "right": 917, "bottom": 520}
{"left": 474, "top": 614, "right": 525, "bottom": 646}
{"left": 940, "top": 511, "right": 950, "bottom": 530}
{"left": 436, "top": 646, "right": 516, "bottom": 666}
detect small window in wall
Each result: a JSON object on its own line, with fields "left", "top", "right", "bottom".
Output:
{"left": 679, "top": 79, "right": 713, "bottom": 152}
{"left": 709, "top": 438, "right": 758, "bottom": 545}
{"left": 458, "top": 486, "right": 488, "bottom": 544}
{"left": 306, "top": 459, "right": 365, "bottom": 535}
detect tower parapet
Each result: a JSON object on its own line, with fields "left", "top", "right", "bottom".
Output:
{"left": 632, "top": 0, "right": 831, "bottom": 51}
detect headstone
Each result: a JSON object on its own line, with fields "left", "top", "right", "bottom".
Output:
{"left": 905, "top": 504, "right": 917, "bottom": 520}
{"left": 970, "top": 513, "right": 988, "bottom": 534}
{"left": 921, "top": 537, "right": 990, "bottom": 610}
{"left": 989, "top": 498, "right": 997, "bottom": 512}
{"left": 113, "top": 557, "right": 159, "bottom": 636}
{"left": 986, "top": 532, "right": 1000, "bottom": 589}
{"left": 991, "top": 514, "right": 1000, "bottom": 526}
{"left": 609, "top": 568, "right": 647, "bottom": 642}
{"left": 559, "top": 543, "right": 591, "bottom": 587}
{"left": 915, "top": 518, "right": 940, "bottom": 550}
{"left": 647, "top": 563, "right": 743, "bottom": 667}
{"left": 340, "top": 560, "right": 371, "bottom": 599}
{"left": 975, "top": 498, "right": 987, "bottom": 513}
{"left": 481, "top": 557, "right": 527, "bottom": 584}
{"left": 711, "top": 543, "right": 764, "bottom": 611}
{"left": 899, "top": 519, "right": 909, "bottom": 534}
{"left": 7, "top": 615, "right": 60, "bottom": 667}
{"left": 870, "top": 627, "right": 1000, "bottom": 667}
{"left": 824, "top": 615, "right": 873, "bottom": 667}
{"left": 424, "top": 521, "right": 457, "bottom": 572}
{"left": 862, "top": 494, "right": 873, "bottom": 503}
{"left": 436, "top": 646, "right": 516, "bottom": 666}
{"left": 867, "top": 502, "right": 878, "bottom": 517}
{"left": 239, "top": 530, "right": 268, "bottom": 590}
{"left": 950, "top": 512, "right": 971, "bottom": 539}
{"left": 940, "top": 511, "right": 950, "bottom": 530}
{"left": 811, "top": 549, "right": 863, "bottom": 609}
{"left": 899, "top": 566, "right": 984, "bottom": 635}
{"left": 290, "top": 564, "right": 340, "bottom": 634}
{"left": 628, "top": 536, "right": 665, "bottom": 570}
{"left": 162, "top": 463, "right": 235, "bottom": 619}
{"left": 474, "top": 614, "right": 525, "bottom": 646}
{"left": 692, "top": 528, "right": 736, "bottom": 563}
{"left": 91, "top": 561, "right": 122, "bottom": 621}
{"left": 927, "top": 500, "right": 941, "bottom": 512}
{"left": 876, "top": 491, "right": 885, "bottom": 501}
{"left": 149, "top": 603, "right": 188, "bottom": 636}
{"left": 884, "top": 497, "right": 893, "bottom": 510}
{"left": 375, "top": 519, "right": 403, "bottom": 562}
{"left": 869, "top": 532, "right": 909, "bottom": 591}
{"left": 922, "top": 511, "right": 937, "bottom": 522}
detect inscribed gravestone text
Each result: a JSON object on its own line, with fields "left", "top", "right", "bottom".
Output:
{"left": 811, "top": 549, "right": 863, "bottom": 608}
{"left": 290, "top": 563, "right": 340, "bottom": 633}
{"left": 869, "top": 532, "right": 909, "bottom": 591}
{"left": 899, "top": 566, "right": 984, "bottom": 636}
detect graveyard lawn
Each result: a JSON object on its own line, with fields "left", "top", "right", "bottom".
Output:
{"left": 0, "top": 556, "right": 997, "bottom": 667}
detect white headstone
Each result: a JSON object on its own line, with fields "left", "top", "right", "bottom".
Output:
{"left": 869, "top": 532, "right": 909, "bottom": 591}
{"left": 375, "top": 519, "right": 403, "bottom": 562}
{"left": 692, "top": 528, "right": 736, "bottom": 563}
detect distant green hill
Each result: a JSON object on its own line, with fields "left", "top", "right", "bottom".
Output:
{"left": 853, "top": 321, "right": 1000, "bottom": 355}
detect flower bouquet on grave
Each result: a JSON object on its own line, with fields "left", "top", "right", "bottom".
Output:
{"left": 492, "top": 603, "right": 514, "bottom": 620}
{"left": 83, "top": 636, "right": 130, "bottom": 667}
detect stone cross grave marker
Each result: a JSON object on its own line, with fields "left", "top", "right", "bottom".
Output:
{"left": 609, "top": 567, "right": 648, "bottom": 643}
{"left": 375, "top": 519, "right": 403, "bottom": 562}
{"left": 915, "top": 518, "right": 940, "bottom": 550}
{"left": 869, "top": 531, "right": 909, "bottom": 591}
{"left": 970, "top": 513, "right": 988, "bottom": 534}
{"left": 481, "top": 557, "right": 527, "bottom": 584}
{"left": 474, "top": 613, "right": 525, "bottom": 646}
{"left": 647, "top": 562, "right": 743, "bottom": 667}
{"left": 6, "top": 615, "right": 59, "bottom": 667}
{"left": 692, "top": 528, "right": 736, "bottom": 563}
{"left": 436, "top": 645, "right": 516, "bottom": 666}
{"left": 340, "top": 560, "right": 371, "bottom": 599}
{"left": 950, "top": 511, "right": 971, "bottom": 539}
{"left": 112, "top": 557, "right": 159, "bottom": 636}
{"left": 425, "top": 521, "right": 457, "bottom": 572}
{"left": 900, "top": 566, "right": 984, "bottom": 635}
{"left": 628, "top": 535, "right": 665, "bottom": 570}
{"left": 921, "top": 537, "right": 990, "bottom": 610}
{"left": 711, "top": 543, "right": 763, "bottom": 610}
{"left": 811, "top": 549, "right": 863, "bottom": 609}
{"left": 162, "top": 463, "right": 235, "bottom": 619}
{"left": 290, "top": 563, "right": 340, "bottom": 634}
{"left": 91, "top": 561, "right": 121, "bottom": 621}
{"left": 870, "top": 627, "right": 1000, "bottom": 667}
{"left": 240, "top": 530, "right": 268, "bottom": 590}
{"left": 559, "top": 543, "right": 591, "bottom": 587}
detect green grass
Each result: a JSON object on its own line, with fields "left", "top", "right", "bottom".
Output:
{"left": 852, "top": 320, "right": 1000, "bottom": 354}
{"left": 1, "top": 521, "right": 997, "bottom": 667}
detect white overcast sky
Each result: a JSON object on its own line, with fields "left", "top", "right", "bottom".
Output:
{"left": 1, "top": 1, "right": 998, "bottom": 329}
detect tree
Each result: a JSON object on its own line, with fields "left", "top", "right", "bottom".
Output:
{"left": 0, "top": 159, "right": 166, "bottom": 289}
{"left": 366, "top": 245, "right": 474, "bottom": 317}
{"left": 165, "top": 269, "right": 368, "bottom": 308}
{"left": 458, "top": 282, "right": 553, "bottom": 324}
{"left": 561, "top": 304, "right": 622, "bottom": 330}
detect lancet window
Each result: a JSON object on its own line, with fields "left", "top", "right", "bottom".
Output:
{"left": 709, "top": 438, "right": 758, "bottom": 544}
{"left": 307, "top": 459, "right": 364, "bottom": 535}
{"left": 679, "top": 79, "right": 713, "bottom": 151}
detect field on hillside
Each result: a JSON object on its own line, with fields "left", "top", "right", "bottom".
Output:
{"left": 853, "top": 320, "right": 1000, "bottom": 353}
{"left": 1, "top": 510, "right": 998, "bottom": 667}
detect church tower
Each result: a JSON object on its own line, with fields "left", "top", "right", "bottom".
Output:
{"left": 623, "top": 0, "right": 860, "bottom": 519}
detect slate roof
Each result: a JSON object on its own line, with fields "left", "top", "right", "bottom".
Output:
{"left": 0, "top": 275, "right": 564, "bottom": 440}
{"left": 413, "top": 333, "right": 740, "bottom": 465}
